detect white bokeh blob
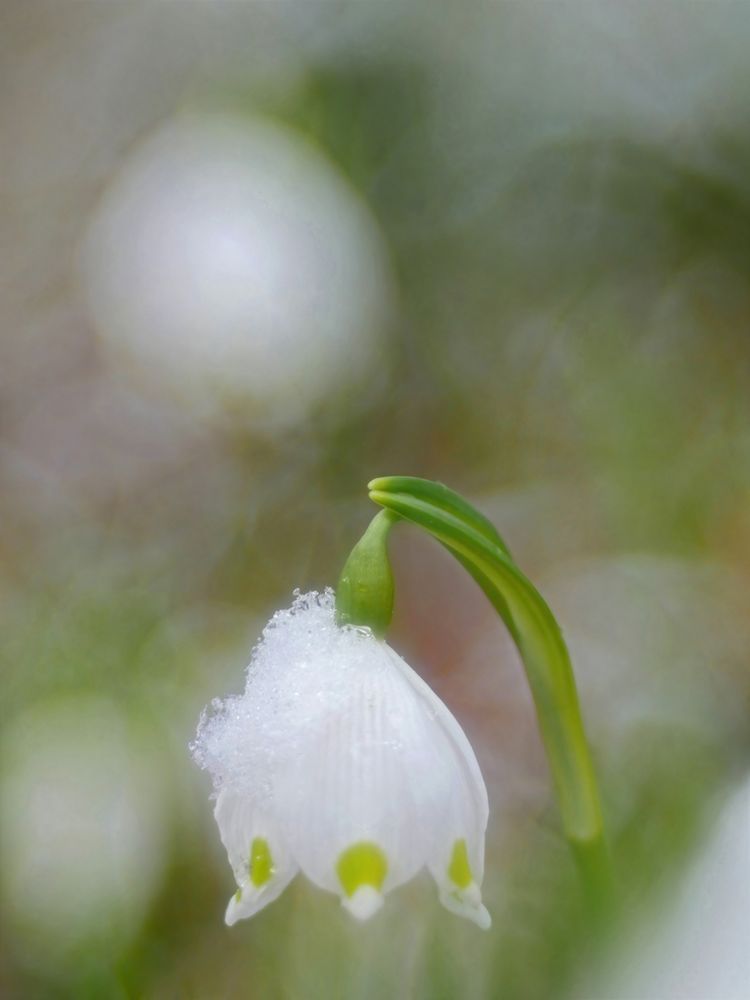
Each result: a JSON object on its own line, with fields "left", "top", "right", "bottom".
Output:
{"left": 0, "top": 697, "right": 167, "bottom": 960}
{"left": 81, "top": 114, "right": 393, "bottom": 425}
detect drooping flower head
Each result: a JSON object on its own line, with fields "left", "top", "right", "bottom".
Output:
{"left": 192, "top": 590, "right": 490, "bottom": 928}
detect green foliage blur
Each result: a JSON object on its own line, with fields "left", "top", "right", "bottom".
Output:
{"left": 1, "top": 3, "right": 749, "bottom": 999}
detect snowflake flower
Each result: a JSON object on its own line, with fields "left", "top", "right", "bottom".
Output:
{"left": 192, "top": 590, "right": 490, "bottom": 929}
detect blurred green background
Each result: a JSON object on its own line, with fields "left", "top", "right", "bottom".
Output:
{"left": 1, "top": 3, "right": 749, "bottom": 998}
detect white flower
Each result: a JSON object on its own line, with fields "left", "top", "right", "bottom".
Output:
{"left": 192, "top": 590, "right": 491, "bottom": 929}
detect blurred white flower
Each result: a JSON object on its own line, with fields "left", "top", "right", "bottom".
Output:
{"left": 577, "top": 775, "right": 750, "bottom": 1000}
{"left": 81, "top": 114, "right": 393, "bottom": 427}
{"left": 0, "top": 697, "right": 167, "bottom": 960}
{"left": 192, "top": 590, "right": 490, "bottom": 928}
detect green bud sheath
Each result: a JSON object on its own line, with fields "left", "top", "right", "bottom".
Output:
{"left": 335, "top": 509, "right": 398, "bottom": 638}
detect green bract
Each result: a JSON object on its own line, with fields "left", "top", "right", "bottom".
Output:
{"left": 335, "top": 509, "right": 397, "bottom": 638}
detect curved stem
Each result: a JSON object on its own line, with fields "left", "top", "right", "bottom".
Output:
{"left": 368, "top": 477, "right": 613, "bottom": 908}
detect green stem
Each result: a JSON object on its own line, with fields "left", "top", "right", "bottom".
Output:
{"left": 368, "top": 477, "right": 613, "bottom": 909}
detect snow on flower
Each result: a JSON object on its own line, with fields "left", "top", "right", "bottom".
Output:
{"left": 191, "top": 590, "right": 490, "bottom": 928}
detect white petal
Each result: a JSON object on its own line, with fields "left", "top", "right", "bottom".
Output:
{"left": 438, "top": 884, "right": 492, "bottom": 930}
{"left": 214, "top": 788, "right": 297, "bottom": 924}
{"left": 389, "top": 649, "right": 489, "bottom": 870}
{"left": 388, "top": 649, "right": 492, "bottom": 928}
{"left": 424, "top": 761, "right": 489, "bottom": 919}
{"left": 342, "top": 886, "right": 384, "bottom": 921}
{"left": 272, "top": 634, "right": 489, "bottom": 919}
{"left": 272, "top": 649, "right": 446, "bottom": 895}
